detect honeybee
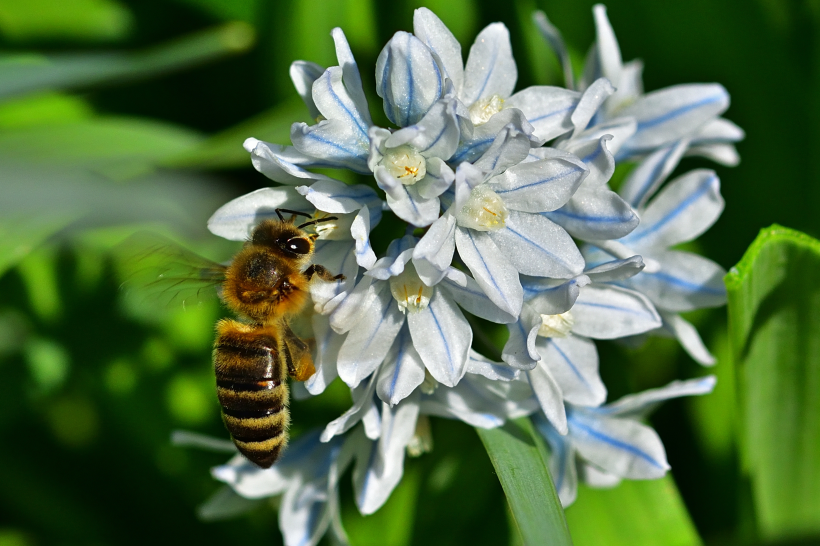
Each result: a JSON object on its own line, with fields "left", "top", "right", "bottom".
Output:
{"left": 123, "top": 209, "right": 343, "bottom": 468}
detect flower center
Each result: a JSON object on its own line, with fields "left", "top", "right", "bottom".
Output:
{"left": 468, "top": 94, "right": 505, "bottom": 125}
{"left": 380, "top": 144, "right": 427, "bottom": 185}
{"left": 389, "top": 262, "right": 434, "bottom": 313}
{"left": 406, "top": 415, "right": 433, "bottom": 457}
{"left": 455, "top": 185, "right": 509, "bottom": 231}
{"left": 538, "top": 311, "right": 575, "bottom": 338}
{"left": 313, "top": 212, "right": 354, "bottom": 241}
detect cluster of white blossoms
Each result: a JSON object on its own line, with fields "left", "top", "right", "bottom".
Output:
{"left": 195, "top": 5, "right": 741, "bottom": 544}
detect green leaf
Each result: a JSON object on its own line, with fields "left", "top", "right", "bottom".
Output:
{"left": 564, "top": 477, "right": 702, "bottom": 546}
{"left": 476, "top": 418, "right": 573, "bottom": 546}
{"left": 725, "top": 224, "right": 820, "bottom": 540}
{"left": 0, "top": 22, "right": 255, "bottom": 102}
{"left": 0, "top": 0, "right": 132, "bottom": 43}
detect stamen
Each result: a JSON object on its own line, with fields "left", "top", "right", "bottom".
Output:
{"left": 456, "top": 185, "right": 509, "bottom": 231}
{"left": 538, "top": 311, "right": 575, "bottom": 338}
{"left": 379, "top": 144, "right": 427, "bottom": 185}
{"left": 389, "top": 262, "right": 433, "bottom": 313}
{"left": 468, "top": 94, "right": 505, "bottom": 125}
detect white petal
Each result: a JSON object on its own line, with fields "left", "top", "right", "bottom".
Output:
{"left": 440, "top": 268, "right": 517, "bottom": 324}
{"left": 523, "top": 275, "right": 589, "bottom": 315}
{"left": 198, "top": 485, "right": 262, "bottom": 521}
{"left": 279, "top": 480, "right": 331, "bottom": 546}
{"left": 606, "top": 59, "right": 643, "bottom": 114}
{"left": 473, "top": 123, "right": 533, "bottom": 178}
{"left": 451, "top": 108, "right": 536, "bottom": 164}
{"left": 489, "top": 151, "right": 588, "bottom": 213}
{"left": 538, "top": 335, "right": 606, "bottom": 407}
{"left": 376, "top": 31, "right": 444, "bottom": 127}
{"left": 354, "top": 396, "right": 420, "bottom": 514}
{"left": 623, "top": 250, "right": 726, "bottom": 312}
{"left": 568, "top": 409, "right": 669, "bottom": 479}
{"left": 455, "top": 227, "right": 523, "bottom": 317}
{"left": 532, "top": 11, "right": 574, "bottom": 90}
{"left": 571, "top": 284, "right": 661, "bottom": 339}
{"left": 584, "top": 255, "right": 645, "bottom": 283}
{"left": 350, "top": 206, "right": 376, "bottom": 269}
{"left": 208, "top": 186, "right": 309, "bottom": 241}
{"left": 412, "top": 213, "right": 456, "bottom": 286}
{"left": 534, "top": 414, "right": 578, "bottom": 506}
{"left": 244, "top": 140, "right": 337, "bottom": 185}
{"left": 489, "top": 211, "right": 585, "bottom": 278}
{"left": 546, "top": 186, "right": 639, "bottom": 241}
{"left": 466, "top": 350, "right": 519, "bottom": 381}
{"left": 624, "top": 169, "right": 723, "bottom": 249}
{"left": 527, "top": 364, "right": 568, "bottom": 434}
{"left": 592, "top": 5, "right": 623, "bottom": 87}
{"left": 290, "top": 60, "right": 324, "bottom": 120}
{"left": 407, "top": 290, "right": 472, "bottom": 387}
{"left": 337, "top": 283, "right": 405, "bottom": 387}
{"left": 321, "top": 372, "right": 379, "bottom": 441}
{"left": 565, "top": 116, "right": 637, "bottom": 157}
{"left": 603, "top": 375, "right": 717, "bottom": 418}
{"left": 580, "top": 463, "right": 622, "bottom": 489}
{"left": 328, "top": 275, "right": 377, "bottom": 333}
{"left": 686, "top": 143, "right": 740, "bottom": 167}
{"left": 379, "top": 171, "right": 441, "bottom": 227}
{"left": 331, "top": 27, "right": 372, "bottom": 127}
{"left": 571, "top": 77, "right": 615, "bottom": 137}
{"left": 296, "top": 180, "right": 380, "bottom": 214}
{"left": 502, "top": 303, "right": 542, "bottom": 369}
{"left": 311, "top": 66, "right": 370, "bottom": 145}
{"left": 397, "top": 98, "right": 460, "bottom": 160}
{"left": 560, "top": 134, "right": 614, "bottom": 188}
{"left": 619, "top": 140, "right": 689, "bottom": 208}
{"left": 305, "top": 314, "right": 344, "bottom": 395}
{"left": 600, "top": 375, "right": 717, "bottom": 419}
{"left": 462, "top": 23, "right": 517, "bottom": 104}
{"left": 618, "top": 84, "right": 730, "bottom": 154}
{"left": 661, "top": 311, "right": 716, "bottom": 365}
{"left": 506, "top": 86, "right": 579, "bottom": 142}
{"left": 290, "top": 119, "right": 370, "bottom": 173}
{"left": 310, "top": 240, "right": 359, "bottom": 313}
{"left": 377, "top": 324, "right": 426, "bottom": 406}
{"left": 413, "top": 8, "right": 464, "bottom": 94}
{"left": 416, "top": 157, "right": 455, "bottom": 200}
{"left": 691, "top": 116, "right": 745, "bottom": 143}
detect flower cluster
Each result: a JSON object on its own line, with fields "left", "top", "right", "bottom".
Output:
{"left": 192, "top": 5, "right": 739, "bottom": 544}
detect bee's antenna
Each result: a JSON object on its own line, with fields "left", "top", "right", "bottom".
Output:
{"left": 276, "top": 208, "right": 313, "bottom": 223}
{"left": 298, "top": 216, "right": 338, "bottom": 229}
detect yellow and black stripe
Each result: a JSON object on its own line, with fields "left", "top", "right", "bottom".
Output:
{"left": 213, "top": 319, "right": 289, "bottom": 468}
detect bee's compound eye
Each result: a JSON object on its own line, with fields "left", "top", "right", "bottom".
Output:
{"left": 286, "top": 237, "right": 311, "bottom": 255}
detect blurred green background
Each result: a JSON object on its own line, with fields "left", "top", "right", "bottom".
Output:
{"left": 1, "top": 0, "right": 817, "bottom": 545}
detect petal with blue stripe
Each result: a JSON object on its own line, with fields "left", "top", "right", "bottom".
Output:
{"left": 532, "top": 11, "right": 574, "bottom": 90}
{"left": 296, "top": 180, "right": 380, "bottom": 214}
{"left": 310, "top": 239, "right": 358, "bottom": 312}
{"left": 592, "top": 5, "right": 623, "bottom": 87}
{"left": 454, "top": 227, "right": 523, "bottom": 316}
{"left": 321, "top": 371, "right": 379, "bottom": 441}
{"left": 571, "top": 284, "right": 661, "bottom": 339}
{"left": 415, "top": 157, "right": 454, "bottom": 200}
{"left": 413, "top": 8, "right": 464, "bottom": 95}
{"left": 331, "top": 27, "right": 372, "bottom": 127}
{"left": 462, "top": 23, "right": 517, "bottom": 105}
{"left": 522, "top": 274, "right": 589, "bottom": 315}
{"left": 567, "top": 408, "right": 669, "bottom": 479}
{"left": 505, "top": 85, "right": 579, "bottom": 142}
{"left": 545, "top": 186, "right": 639, "bottom": 241}
{"left": 376, "top": 323, "right": 425, "bottom": 406}
{"left": 560, "top": 134, "right": 614, "bottom": 189}
{"left": 489, "top": 211, "right": 585, "bottom": 278}
{"left": 290, "top": 119, "right": 370, "bottom": 174}
{"left": 618, "top": 83, "right": 730, "bottom": 154}
{"left": 570, "top": 77, "right": 615, "bottom": 137}
{"left": 502, "top": 303, "right": 542, "bottom": 369}
{"left": 412, "top": 213, "right": 456, "bottom": 286}
{"left": 376, "top": 31, "right": 444, "bottom": 127}
{"left": 472, "top": 123, "right": 533, "bottom": 179}
{"left": 451, "top": 108, "right": 536, "bottom": 164}
{"left": 527, "top": 363, "right": 568, "bottom": 434}
{"left": 245, "top": 139, "right": 336, "bottom": 185}
{"left": 489, "top": 151, "right": 587, "bottom": 213}
{"left": 289, "top": 60, "right": 324, "bottom": 120}
{"left": 337, "top": 283, "right": 405, "bottom": 387}
{"left": 534, "top": 413, "right": 578, "bottom": 506}
{"left": 537, "top": 335, "right": 606, "bottom": 407}
{"left": 312, "top": 66, "right": 370, "bottom": 142}
{"left": 624, "top": 169, "right": 723, "bottom": 249}
{"left": 602, "top": 376, "right": 716, "bottom": 418}
{"left": 305, "top": 314, "right": 344, "bottom": 395}
{"left": 619, "top": 140, "right": 689, "bottom": 208}
{"left": 622, "top": 249, "right": 727, "bottom": 312}
{"left": 660, "top": 311, "right": 715, "bottom": 366}
{"left": 407, "top": 290, "right": 472, "bottom": 387}
{"left": 440, "top": 268, "right": 517, "bottom": 324}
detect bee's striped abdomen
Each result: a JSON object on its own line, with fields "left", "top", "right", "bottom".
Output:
{"left": 213, "top": 319, "right": 289, "bottom": 468}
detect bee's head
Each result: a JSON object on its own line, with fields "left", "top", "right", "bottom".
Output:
{"left": 250, "top": 220, "right": 314, "bottom": 259}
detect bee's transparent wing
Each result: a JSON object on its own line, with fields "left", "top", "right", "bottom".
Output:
{"left": 116, "top": 232, "right": 228, "bottom": 310}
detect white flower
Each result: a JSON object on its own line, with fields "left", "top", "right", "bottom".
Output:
{"left": 534, "top": 376, "right": 717, "bottom": 506}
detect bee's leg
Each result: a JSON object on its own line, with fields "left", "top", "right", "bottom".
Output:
{"left": 281, "top": 322, "right": 316, "bottom": 381}
{"left": 303, "top": 264, "right": 345, "bottom": 282}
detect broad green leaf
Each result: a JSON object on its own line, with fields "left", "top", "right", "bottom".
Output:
{"left": 477, "top": 418, "right": 573, "bottom": 546}
{"left": 725, "top": 224, "right": 820, "bottom": 540}
{"left": 163, "top": 98, "right": 304, "bottom": 169}
{"left": 0, "top": 92, "right": 93, "bottom": 128}
{"left": 565, "top": 477, "right": 702, "bottom": 546}
{"left": 0, "top": 0, "right": 131, "bottom": 42}
{"left": 0, "top": 22, "right": 254, "bottom": 102}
